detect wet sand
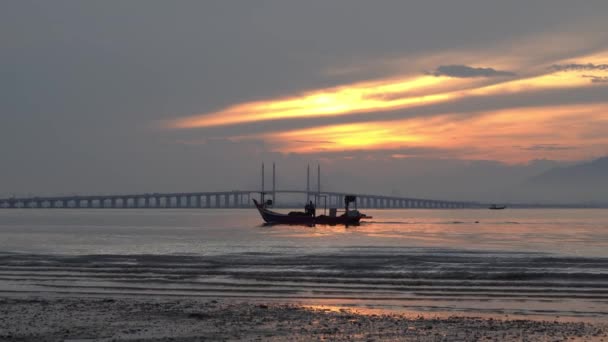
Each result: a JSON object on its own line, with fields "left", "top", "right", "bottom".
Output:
{"left": 1, "top": 295, "right": 606, "bottom": 341}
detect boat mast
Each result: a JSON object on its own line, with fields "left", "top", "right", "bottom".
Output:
{"left": 317, "top": 164, "right": 321, "bottom": 206}
{"left": 272, "top": 162, "right": 276, "bottom": 205}
{"left": 306, "top": 164, "right": 310, "bottom": 203}
{"left": 261, "top": 163, "right": 265, "bottom": 202}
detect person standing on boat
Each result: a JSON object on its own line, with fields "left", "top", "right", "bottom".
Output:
{"left": 305, "top": 200, "right": 316, "bottom": 217}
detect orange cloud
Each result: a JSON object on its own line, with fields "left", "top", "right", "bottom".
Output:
{"left": 250, "top": 103, "right": 608, "bottom": 163}
{"left": 168, "top": 74, "right": 472, "bottom": 129}
{"left": 167, "top": 57, "right": 607, "bottom": 130}
{"left": 165, "top": 44, "right": 608, "bottom": 162}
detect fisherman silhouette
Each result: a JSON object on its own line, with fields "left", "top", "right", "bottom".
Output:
{"left": 305, "top": 200, "right": 316, "bottom": 217}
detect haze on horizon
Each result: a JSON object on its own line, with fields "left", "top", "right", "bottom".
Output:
{"left": 2, "top": 1, "right": 608, "bottom": 203}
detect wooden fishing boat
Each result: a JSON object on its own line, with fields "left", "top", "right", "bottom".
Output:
{"left": 252, "top": 197, "right": 366, "bottom": 226}
{"left": 488, "top": 204, "right": 507, "bottom": 210}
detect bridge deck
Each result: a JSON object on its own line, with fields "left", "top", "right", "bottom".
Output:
{"left": 0, "top": 190, "right": 479, "bottom": 209}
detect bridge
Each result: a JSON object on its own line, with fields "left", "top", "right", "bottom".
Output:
{"left": 0, "top": 190, "right": 481, "bottom": 209}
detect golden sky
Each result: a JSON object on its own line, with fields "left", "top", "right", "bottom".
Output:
{"left": 167, "top": 47, "right": 608, "bottom": 164}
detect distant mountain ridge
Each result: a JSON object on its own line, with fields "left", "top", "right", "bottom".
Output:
{"left": 526, "top": 156, "right": 608, "bottom": 185}
{"left": 521, "top": 156, "right": 608, "bottom": 203}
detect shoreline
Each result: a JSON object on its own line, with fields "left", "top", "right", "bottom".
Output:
{"left": 1, "top": 294, "right": 606, "bottom": 341}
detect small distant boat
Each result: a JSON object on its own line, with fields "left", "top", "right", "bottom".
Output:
{"left": 488, "top": 204, "right": 507, "bottom": 210}
{"left": 253, "top": 195, "right": 369, "bottom": 226}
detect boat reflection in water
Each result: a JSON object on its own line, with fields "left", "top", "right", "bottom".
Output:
{"left": 253, "top": 195, "right": 372, "bottom": 226}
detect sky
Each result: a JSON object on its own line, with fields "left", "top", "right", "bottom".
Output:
{"left": 2, "top": 1, "right": 608, "bottom": 202}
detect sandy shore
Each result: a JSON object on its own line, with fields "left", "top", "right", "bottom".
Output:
{"left": 0, "top": 295, "right": 606, "bottom": 341}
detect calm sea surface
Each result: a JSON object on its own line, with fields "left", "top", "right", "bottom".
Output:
{"left": 1, "top": 209, "right": 607, "bottom": 320}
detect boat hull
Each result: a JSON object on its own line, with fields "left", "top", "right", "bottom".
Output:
{"left": 253, "top": 199, "right": 360, "bottom": 226}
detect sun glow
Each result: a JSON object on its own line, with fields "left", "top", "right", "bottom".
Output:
{"left": 168, "top": 75, "right": 470, "bottom": 129}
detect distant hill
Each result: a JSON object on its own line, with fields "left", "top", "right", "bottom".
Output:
{"left": 521, "top": 156, "right": 608, "bottom": 203}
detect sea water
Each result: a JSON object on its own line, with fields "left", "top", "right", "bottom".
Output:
{"left": 0, "top": 209, "right": 607, "bottom": 320}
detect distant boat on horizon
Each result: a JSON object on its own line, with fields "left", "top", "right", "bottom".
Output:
{"left": 489, "top": 204, "right": 507, "bottom": 210}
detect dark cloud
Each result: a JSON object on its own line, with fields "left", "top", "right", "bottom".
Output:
{"left": 428, "top": 65, "right": 516, "bottom": 78}
{"left": 517, "top": 144, "right": 577, "bottom": 151}
{"left": 293, "top": 140, "right": 336, "bottom": 144}
{"left": 299, "top": 146, "right": 475, "bottom": 159}
{"left": 550, "top": 63, "right": 608, "bottom": 71}
{"left": 583, "top": 75, "right": 608, "bottom": 83}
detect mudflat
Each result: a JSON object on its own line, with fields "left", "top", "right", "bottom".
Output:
{"left": 1, "top": 295, "right": 606, "bottom": 341}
